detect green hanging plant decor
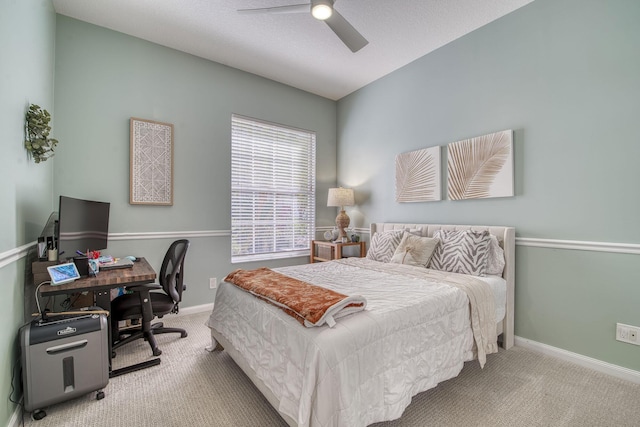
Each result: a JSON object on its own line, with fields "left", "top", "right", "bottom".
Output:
{"left": 25, "top": 104, "right": 58, "bottom": 163}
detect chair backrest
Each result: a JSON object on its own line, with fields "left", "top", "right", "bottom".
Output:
{"left": 159, "top": 239, "right": 190, "bottom": 304}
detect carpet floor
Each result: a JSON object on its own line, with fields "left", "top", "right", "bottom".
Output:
{"left": 19, "top": 311, "right": 640, "bottom": 427}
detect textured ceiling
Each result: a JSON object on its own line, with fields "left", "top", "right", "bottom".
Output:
{"left": 52, "top": 0, "right": 534, "bottom": 100}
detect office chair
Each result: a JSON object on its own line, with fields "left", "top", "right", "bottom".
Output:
{"left": 111, "top": 239, "right": 190, "bottom": 357}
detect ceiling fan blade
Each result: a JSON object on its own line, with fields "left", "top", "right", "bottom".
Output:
{"left": 324, "top": 9, "right": 368, "bottom": 52}
{"left": 238, "top": 4, "right": 309, "bottom": 15}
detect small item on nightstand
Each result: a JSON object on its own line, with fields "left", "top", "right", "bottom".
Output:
{"left": 331, "top": 227, "right": 339, "bottom": 241}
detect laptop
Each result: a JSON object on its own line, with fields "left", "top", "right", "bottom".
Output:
{"left": 99, "top": 258, "right": 134, "bottom": 270}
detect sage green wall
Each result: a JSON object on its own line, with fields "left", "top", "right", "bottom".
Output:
{"left": 0, "top": 1, "right": 57, "bottom": 425}
{"left": 337, "top": 0, "right": 640, "bottom": 371}
{"left": 53, "top": 16, "right": 338, "bottom": 309}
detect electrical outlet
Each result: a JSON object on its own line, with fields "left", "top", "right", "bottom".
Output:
{"left": 209, "top": 277, "right": 217, "bottom": 289}
{"left": 616, "top": 323, "right": 640, "bottom": 345}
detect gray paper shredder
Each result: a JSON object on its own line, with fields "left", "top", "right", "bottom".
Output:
{"left": 20, "top": 313, "right": 109, "bottom": 418}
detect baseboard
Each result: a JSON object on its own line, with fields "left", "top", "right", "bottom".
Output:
{"left": 175, "top": 303, "right": 213, "bottom": 317}
{"left": 515, "top": 336, "right": 640, "bottom": 384}
{"left": 8, "top": 404, "right": 22, "bottom": 427}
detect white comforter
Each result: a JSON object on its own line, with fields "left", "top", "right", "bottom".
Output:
{"left": 207, "top": 258, "right": 496, "bottom": 427}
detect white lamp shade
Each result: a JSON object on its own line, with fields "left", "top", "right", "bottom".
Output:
{"left": 327, "top": 187, "right": 355, "bottom": 207}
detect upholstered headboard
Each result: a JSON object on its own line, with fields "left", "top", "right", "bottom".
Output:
{"left": 370, "top": 223, "right": 515, "bottom": 349}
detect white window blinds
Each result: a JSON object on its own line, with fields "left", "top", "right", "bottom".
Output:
{"left": 231, "top": 115, "right": 316, "bottom": 262}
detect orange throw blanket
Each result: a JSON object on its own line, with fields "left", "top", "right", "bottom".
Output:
{"left": 224, "top": 267, "right": 367, "bottom": 328}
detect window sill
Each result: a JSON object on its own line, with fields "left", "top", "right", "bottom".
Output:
{"left": 231, "top": 249, "right": 309, "bottom": 264}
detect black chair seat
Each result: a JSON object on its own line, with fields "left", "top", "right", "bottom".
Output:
{"left": 111, "top": 240, "right": 190, "bottom": 357}
{"left": 111, "top": 292, "right": 175, "bottom": 321}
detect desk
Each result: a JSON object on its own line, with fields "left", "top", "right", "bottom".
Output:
{"left": 39, "top": 258, "right": 159, "bottom": 377}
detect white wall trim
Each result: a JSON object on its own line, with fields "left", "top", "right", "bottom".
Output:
{"left": 3, "top": 233, "right": 639, "bottom": 270}
{"left": 8, "top": 405, "right": 20, "bottom": 427}
{"left": 174, "top": 302, "right": 214, "bottom": 317}
{"left": 109, "top": 230, "right": 230, "bottom": 241}
{"left": 356, "top": 228, "right": 640, "bottom": 255}
{"left": 0, "top": 241, "right": 35, "bottom": 269}
{"left": 515, "top": 336, "right": 640, "bottom": 384}
{"left": 0, "top": 231, "right": 231, "bottom": 268}
{"left": 516, "top": 237, "right": 640, "bottom": 255}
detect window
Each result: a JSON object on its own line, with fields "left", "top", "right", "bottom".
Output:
{"left": 231, "top": 115, "right": 316, "bottom": 262}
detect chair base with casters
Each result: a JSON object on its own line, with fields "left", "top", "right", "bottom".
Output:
{"left": 111, "top": 287, "right": 188, "bottom": 357}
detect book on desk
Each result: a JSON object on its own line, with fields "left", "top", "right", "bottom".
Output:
{"left": 99, "top": 258, "right": 134, "bottom": 270}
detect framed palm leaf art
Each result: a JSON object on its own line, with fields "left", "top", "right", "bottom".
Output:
{"left": 395, "top": 146, "right": 441, "bottom": 202}
{"left": 130, "top": 117, "right": 174, "bottom": 205}
{"left": 447, "top": 130, "right": 514, "bottom": 200}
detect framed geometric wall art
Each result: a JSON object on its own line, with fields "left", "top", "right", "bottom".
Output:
{"left": 447, "top": 129, "right": 513, "bottom": 200}
{"left": 395, "top": 146, "right": 441, "bottom": 202}
{"left": 130, "top": 117, "right": 174, "bottom": 205}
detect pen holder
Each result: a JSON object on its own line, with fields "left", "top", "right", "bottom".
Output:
{"left": 88, "top": 259, "right": 99, "bottom": 276}
{"left": 47, "top": 249, "right": 58, "bottom": 262}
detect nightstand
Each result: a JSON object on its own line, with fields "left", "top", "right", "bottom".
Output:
{"left": 310, "top": 240, "right": 366, "bottom": 263}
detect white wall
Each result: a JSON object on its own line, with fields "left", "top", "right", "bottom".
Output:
{"left": 337, "top": 0, "right": 640, "bottom": 372}
{"left": 0, "top": 1, "right": 57, "bottom": 425}
{"left": 52, "top": 16, "right": 339, "bottom": 311}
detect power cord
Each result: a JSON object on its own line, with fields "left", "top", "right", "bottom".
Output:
{"left": 9, "top": 357, "right": 22, "bottom": 405}
{"left": 8, "top": 355, "right": 25, "bottom": 427}
{"left": 34, "top": 281, "right": 51, "bottom": 321}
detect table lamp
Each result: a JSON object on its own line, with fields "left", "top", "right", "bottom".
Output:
{"left": 327, "top": 187, "right": 355, "bottom": 241}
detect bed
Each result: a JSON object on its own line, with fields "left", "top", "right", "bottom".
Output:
{"left": 206, "top": 223, "right": 515, "bottom": 427}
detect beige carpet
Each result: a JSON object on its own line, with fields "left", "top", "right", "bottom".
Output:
{"left": 20, "top": 311, "right": 640, "bottom": 427}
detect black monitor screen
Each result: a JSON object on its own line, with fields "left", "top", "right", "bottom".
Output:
{"left": 57, "top": 196, "right": 110, "bottom": 260}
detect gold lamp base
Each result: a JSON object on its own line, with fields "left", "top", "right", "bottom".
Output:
{"left": 335, "top": 210, "right": 350, "bottom": 241}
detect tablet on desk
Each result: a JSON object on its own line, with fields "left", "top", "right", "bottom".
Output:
{"left": 47, "top": 262, "right": 81, "bottom": 286}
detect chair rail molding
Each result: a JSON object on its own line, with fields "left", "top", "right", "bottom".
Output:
{"left": 355, "top": 228, "right": 640, "bottom": 255}
{"left": 109, "top": 230, "right": 230, "bottom": 241}
{"left": 0, "top": 242, "right": 34, "bottom": 269}
{"left": 516, "top": 237, "right": 640, "bottom": 255}
{"left": 3, "top": 232, "right": 639, "bottom": 269}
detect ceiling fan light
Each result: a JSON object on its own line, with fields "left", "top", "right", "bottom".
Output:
{"left": 311, "top": 0, "right": 333, "bottom": 20}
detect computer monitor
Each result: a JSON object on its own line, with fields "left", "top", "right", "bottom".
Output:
{"left": 57, "top": 196, "right": 110, "bottom": 260}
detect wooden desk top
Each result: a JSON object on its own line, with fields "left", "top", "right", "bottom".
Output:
{"left": 39, "top": 257, "right": 157, "bottom": 295}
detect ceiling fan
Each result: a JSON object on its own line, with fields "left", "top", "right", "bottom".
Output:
{"left": 238, "top": 0, "right": 369, "bottom": 53}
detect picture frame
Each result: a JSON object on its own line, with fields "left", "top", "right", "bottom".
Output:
{"left": 130, "top": 117, "right": 174, "bottom": 205}
{"left": 447, "top": 129, "right": 514, "bottom": 200}
{"left": 395, "top": 146, "right": 441, "bottom": 202}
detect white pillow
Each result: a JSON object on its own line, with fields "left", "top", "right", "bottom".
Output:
{"left": 390, "top": 233, "right": 440, "bottom": 267}
{"left": 485, "top": 235, "right": 506, "bottom": 276}
{"left": 407, "top": 228, "right": 424, "bottom": 236}
{"left": 366, "top": 230, "right": 404, "bottom": 263}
